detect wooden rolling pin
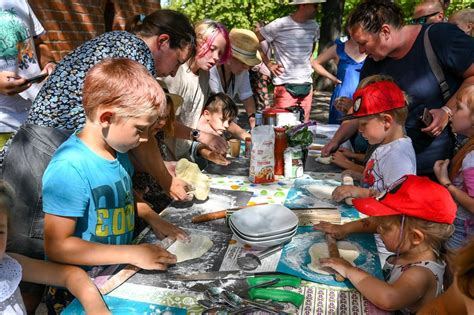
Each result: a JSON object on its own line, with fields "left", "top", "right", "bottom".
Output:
{"left": 325, "top": 234, "right": 345, "bottom": 282}
{"left": 342, "top": 174, "right": 354, "bottom": 206}
{"left": 191, "top": 203, "right": 267, "bottom": 223}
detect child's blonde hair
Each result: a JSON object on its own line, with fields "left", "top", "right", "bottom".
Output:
{"left": 82, "top": 58, "right": 165, "bottom": 120}
{"left": 375, "top": 215, "right": 454, "bottom": 258}
{"left": 0, "top": 180, "right": 14, "bottom": 218}
{"left": 449, "top": 85, "right": 474, "bottom": 180}
{"left": 358, "top": 74, "right": 408, "bottom": 125}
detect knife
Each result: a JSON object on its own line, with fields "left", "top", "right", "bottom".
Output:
{"left": 191, "top": 203, "right": 268, "bottom": 223}
{"left": 168, "top": 271, "right": 300, "bottom": 287}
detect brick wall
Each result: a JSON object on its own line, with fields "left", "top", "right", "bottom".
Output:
{"left": 29, "top": 0, "right": 161, "bottom": 61}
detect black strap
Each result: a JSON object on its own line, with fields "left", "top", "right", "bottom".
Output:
{"left": 220, "top": 65, "right": 235, "bottom": 94}
{"left": 424, "top": 24, "right": 451, "bottom": 103}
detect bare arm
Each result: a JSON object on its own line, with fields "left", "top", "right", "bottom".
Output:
{"left": 172, "top": 120, "right": 228, "bottom": 154}
{"left": 44, "top": 214, "right": 176, "bottom": 270}
{"left": 135, "top": 192, "right": 189, "bottom": 240}
{"left": 434, "top": 159, "right": 474, "bottom": 214}
{"left": 10, "top": 253, "right": 110, "bottom": 315}
{"left": 423, "top": 64, "right": 474, "bottom": 137}
{"left": 129, "top": 135, "right": 188, "bottom": 200}
{"left": 327, "top": 263, "right": 434, "bottom": 311}
{"left": 255, "top": 30, "right": 284, "bottom": 77}
{"left": 242, "top": 96, "right": 256, "bottom": 128}
{"left": 321, "top": 119, "right": 359, "bottom": 156}
{"left": 315, "top": 217, "right": 378, "bottom": 239}
{"left": 228, "top": 121, "right": 251, "bottom": 140}
{"left": 311, "top": 44, "right": 341, "bottom": 84}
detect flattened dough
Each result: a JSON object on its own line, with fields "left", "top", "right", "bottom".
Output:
{"left": 316, "top": 156, "right": 332, "bottom": 165}
{"left": 305, "top": 185, "right": 336, "bottom": 200}
{"left": 307, "top": 241, "right": 359, "bottom": 275}
{"left": 175, "top": 158, "right": 210, "bottom": 200}
{"left": 167, "top": 234, "right": 213, "bottom": 263}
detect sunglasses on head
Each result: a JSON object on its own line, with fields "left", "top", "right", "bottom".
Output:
{"left": 411, "top": 11, "right": 440, "bottom": 24}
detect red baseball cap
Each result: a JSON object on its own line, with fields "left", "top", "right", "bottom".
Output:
{"left": 342, "top": 81, "right": 406, "bottom": 120}
{"left": 353, "top": 175, "right": 457, "bottom": 224}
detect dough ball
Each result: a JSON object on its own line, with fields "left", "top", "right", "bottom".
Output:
{"left": 167, "top": 234, "right": 213, "bottom": 263}
{"left": 342, "top": 175, "right": 354, "bottom": 186}
{"left": 307, "top": 241, "right": 359, "bottom": 275}
{"left": 316, "top": 156, "right": 332, "bottom": 165}
{"left": 175, "top": 158, "right": 210, "bottom": 200}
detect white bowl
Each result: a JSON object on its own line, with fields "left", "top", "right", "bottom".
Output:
{"left": 231, "top": 225, "right": 297, "bottom": 248}
{"left": 230, "top": 204, "right": 298, "bottom": 238}
{"left": 229, "top": 220, "right": 297, "bottom": 241}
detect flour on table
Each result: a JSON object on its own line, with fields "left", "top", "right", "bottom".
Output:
{"left": 168, "top": 234, "right": 213, "bottom": 263}
{"left": 304, "top": 184, "right": 336, "bottom": 200}
{"left": 307, "top": 241, "right": 359, "bottom": 275}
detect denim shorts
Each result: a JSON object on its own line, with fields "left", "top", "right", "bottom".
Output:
{"left": 446, "top": 217, "right": 474, "bottom": 250}
{"left": 3, "top": 124, "right": 72, "bottom": 257}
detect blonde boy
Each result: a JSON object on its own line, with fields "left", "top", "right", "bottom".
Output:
{"left": 332, "top": 80, "right": 417, "bottom": 202}
{"left": 42, "top": 59, "right": 177, "bottom": 271}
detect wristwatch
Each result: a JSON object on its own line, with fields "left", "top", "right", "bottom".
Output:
{"left": 190, "top": 128, "right": 201, "bottom": 141}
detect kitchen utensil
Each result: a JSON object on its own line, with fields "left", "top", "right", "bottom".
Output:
{"left": 237, "top": 244, "right": 285, "bottom": 271}
{"left": 230, "top": 204, "right": 298, "bottom": 237}
{"left": 230, "top": 223, "right": 297, "bottom": 248}
{"left": 94, "top": 229, "right": 175, "bottom": 294}
{"left": 326, "top": 234, "right": 345, "bottom": 282}
{"left": 191, "top": 203, "right": 267, "bottom": 223}
{"left": 229, "top": 219, "right": 297, "bottom": 241}
{"left": 222, "top": 290, "right": 286, "bottom": 314}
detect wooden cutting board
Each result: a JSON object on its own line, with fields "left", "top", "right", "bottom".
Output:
{"left": 292, "top": 208, "right": 341, "bottom": 226}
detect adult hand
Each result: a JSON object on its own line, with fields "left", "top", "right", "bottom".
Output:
{"left": 433, "top": 159, "right": 451, "bottom": 185}
{"left": 319, "top": 257, "right": 353, "bottom": 278}
{"left": 331, "top": 150, "right": 352, "bottom": 169}
{"left": 132, "top": 243, "right": 177, "bottom": 270}
{"left": 150, "top": 216, "right": 189, "bottom": 241}
{"left": 314, "top": 221, "right": 348, "bottom": 239}
{"left": 333, "top": 78, "right": 342, "bottom": 85}
{"left": 268, "top": 62, "right": 284, "bottom": 77}
{"left": 0, "top": 71, "right": 30, "bottom": 95}
{"left": 199, "top": 146, "right": 230, "bottom": 166}
{"left": 421, "top": 108, "right": 449, "bottom": 137}
{"left": 198, "top": 131, "right": 228, "bottom": 155}
{"left": 169, "top": 176, "right": 192, "bottom": 201}
{"left": 334, "top": 97, "right": 353, "bottom": 114}
{"left": 164, "top": 160, "right": 177, "bottom": 176}
{"left": 42, "top": 61, "right": 56, "bottom": 75}
{"left": 321, "top": 140, "right": 339, "bottom": 157}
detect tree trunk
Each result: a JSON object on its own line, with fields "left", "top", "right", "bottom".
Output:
{"left": 315, "top": 0, "right": 345, "bottom": 92}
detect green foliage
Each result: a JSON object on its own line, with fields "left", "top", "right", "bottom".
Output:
{"left": 167, "top": 0, "right": 293, "bottom": 29}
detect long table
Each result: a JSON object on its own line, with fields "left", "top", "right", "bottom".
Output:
{"left": 63, "top": 125, "right": 391, "bottom": 314}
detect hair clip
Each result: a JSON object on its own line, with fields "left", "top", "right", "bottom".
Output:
{"left": 139, "top": 13, "right": 146, "bottom": 22}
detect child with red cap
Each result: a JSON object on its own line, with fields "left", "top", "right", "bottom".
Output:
{"left": 331, "top": 77, "right": 417, "bottom": 203}
{"left": 320, "top": 175, "right": 456, "bottom": 313}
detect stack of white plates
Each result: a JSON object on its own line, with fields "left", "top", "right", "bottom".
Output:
{"left": 229, "top": 204, "right": 298, "bottom": 247}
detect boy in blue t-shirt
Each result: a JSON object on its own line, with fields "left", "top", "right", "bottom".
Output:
{"left": 42, "top": 59, "right": 178, "bottom": 272}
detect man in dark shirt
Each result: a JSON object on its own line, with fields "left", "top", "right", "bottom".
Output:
{"left": 322, "top": 0, "right": 474, "bottom": 176}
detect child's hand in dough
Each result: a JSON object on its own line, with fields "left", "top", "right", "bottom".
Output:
{"left": 319, "top": 257, "right": 352, "bottom": 278}
{"left": 314, "top": 221, "right": 348, "bottom": 239}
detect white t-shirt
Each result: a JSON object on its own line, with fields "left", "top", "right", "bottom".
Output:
{"left": 0, "top": 255, "right": 26, "bottom": 315}
{"left": 260, "top": 15, "right": 319, "bottom": 85}
{"left": 209, "top": 66, "right": 253, "bottom": 101}
{"left": 0, "top": 0, "right": 45, "bottom": 133}
{"left": 363, "top": 137, "right": 417, "bottom": 192}
{"left": 163, "top": 63, "right": 210, "bottom": 159}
